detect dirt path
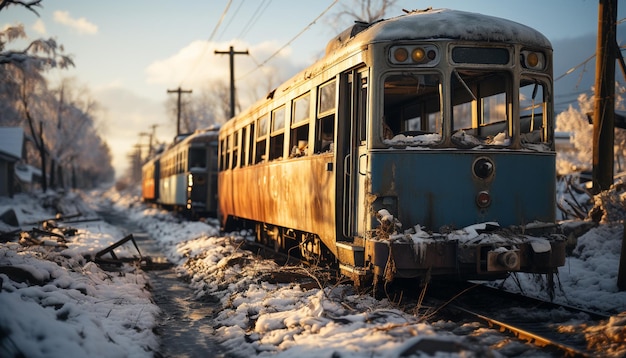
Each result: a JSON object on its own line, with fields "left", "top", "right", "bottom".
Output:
{"left": 96, "top": 209, "right": 233, "bottom": 358}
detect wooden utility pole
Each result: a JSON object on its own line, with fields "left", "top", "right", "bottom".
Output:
{"left": 592, "top": 0, "right": 617, "bottom": 194}
{"left": 593, "top": 0, "right": 626, "bottom": 292}
{"left": 167, "top": 87, "right": 192, "bottom": 138}
{"left": 215, "top": 46, "right": 249, "bottom": 118}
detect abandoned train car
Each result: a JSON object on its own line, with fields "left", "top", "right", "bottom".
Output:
{"left": 142, "top": 128, "right": 220, "bottom": 216}
{"left": 217, "top": 8, "right": 566, "bottom": 285}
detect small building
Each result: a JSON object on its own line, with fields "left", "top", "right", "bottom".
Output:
{"left": 0, "top": 127, "right": 25, "bottom": 197}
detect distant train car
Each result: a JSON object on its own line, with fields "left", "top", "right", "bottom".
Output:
{"left": 218, "top": 9, "right": 566, "bottom": 285}
{"left": 147, "top": 127, "right": 219, "bottom": 216}
{"left": 141, "top": 155, "right": 160, "bottom": 202}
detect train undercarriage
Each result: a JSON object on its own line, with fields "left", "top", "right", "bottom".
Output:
{"left": 231, "top": 217, "right": 568, "bottom": 287}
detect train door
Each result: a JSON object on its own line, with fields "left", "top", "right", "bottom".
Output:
{"left": 339, "top": 67, "right": 368, "bottom": 240}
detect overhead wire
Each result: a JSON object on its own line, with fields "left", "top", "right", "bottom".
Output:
{"left": 237, "top": 0, "right": 272, "bottom": 39}
{"left": 553, "top": 18, "right": 626, "bottom": 111}
{"left": 217, "top": 0, "right": 245, "bottom": 41}
{"left": 236, "top": 0, "right": 340, "bottom": 81}
{"left": 178, "top": 0, "right": 233, "bottom": 87}
{"left": 555, "top": 17, "right": 626, "bottom": 84}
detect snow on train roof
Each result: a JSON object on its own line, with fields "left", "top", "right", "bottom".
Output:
{"left": 326, "top": 8, "right": 551, "bottom": 54}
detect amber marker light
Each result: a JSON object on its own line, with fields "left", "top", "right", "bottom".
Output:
{"left": 527, "top": 52, "right": 539, "bottom": 67}
{"left": 522, "top": 50, "right": 544, "bottom": 70}
{"left": 412, "top": 47, "right": 426, "bottom": 62}
{"left": 393, "top": 47, "right": 409, "bottom": 62}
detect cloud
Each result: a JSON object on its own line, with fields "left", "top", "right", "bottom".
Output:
{"left": 32, "top": 19, "right": 46, "bottom": 35}
{"left": 53, "top": 11, "right": 98, "bottom": 35}
{"left": 93, "top": 84, "right": 175, "bottom": 177}
{"left": 144, "top": 39, "right": 305, "bottom": 109}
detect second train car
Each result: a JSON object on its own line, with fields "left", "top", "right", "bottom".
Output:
{"left": 218, "top": 8, "right": 566, "bottom": 285}
{"left": 141, "top": 127, "right": 220, "bottom": 217}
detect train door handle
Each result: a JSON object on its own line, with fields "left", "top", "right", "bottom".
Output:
{"left": 358, "top": 154, "right": 367, "bottom": 175}
{"left": 343, "top": 154, "right": 351, "bottom": 176}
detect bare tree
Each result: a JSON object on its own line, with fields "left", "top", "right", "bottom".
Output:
{"left": 1, "top": 1, "right": 113, "bottom": 190}
{"left": 0, "top": 0, "right": 43, "bottom": 15}
{"left": 165, "top": 79, "right": 231, "bottom": 135}
{"left": 333, "top": 0, "right": 399, "bottom": 25}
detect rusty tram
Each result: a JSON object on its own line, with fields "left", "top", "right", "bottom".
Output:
{"left": 141, "top": 128, "right": 220, "bottom": 216}
{"left": 217, "top": 8, "right": 566, "bottom": 285}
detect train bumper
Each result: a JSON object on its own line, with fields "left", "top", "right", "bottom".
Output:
{"left": 338, "top": 223, "right": 567, "bottom": 282}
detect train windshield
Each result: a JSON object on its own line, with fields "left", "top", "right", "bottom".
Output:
{"left": 189, "top": 147, "right": 206, "bottom": 169}
{"left": 519, "top": 77, "right": 550, "bottom": 148}
{"left": 382, "top": 72, "right": 443, "bottom": 146}
{"left": 451, "top": 70, "right": 511, "bottom": 147}
{"left": 382, "top": 70, "right": 551, "bottom": 149}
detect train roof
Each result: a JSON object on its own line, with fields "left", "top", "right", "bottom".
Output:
{"left": 222, "top": 8, "right": 551, "bottom": 133}
{"left": 167, "top": 127, "right": 220, "bottom": 149}
{"left": 325, "top": 8, "right": 551, "bottom": 55}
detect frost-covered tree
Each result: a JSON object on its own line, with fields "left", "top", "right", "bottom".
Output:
{"left": 556, "top": 83, "right": 626, "bottom": 175}
{"left": 0, "top": 0, "right": 114, "bottom": 190}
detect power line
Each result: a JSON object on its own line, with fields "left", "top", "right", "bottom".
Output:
{"left": 178, "top": 0, "right": 233, "bottom": 87}
{"left": 237, "top": 0, "right": 272, "bottom": 39}
{"left": 217, "top": 0, "right": 246, "bottom": 41}
{"left": 554, "top": 17, "right": 626, "bottom": 83}
{"left": 237, "top": 0, "right": 340, "bottom": 81}
{"left": 207, "top": 0, "right": 233, "bottom": 42}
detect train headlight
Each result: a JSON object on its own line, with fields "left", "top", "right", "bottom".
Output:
{"left": 521, "top": 50, "right": 545, "bottom": 70}
{"left": 476, "top": 191, "right": 491, "bottom": 208}
{"left": 472, "top": 157, "right": 494, "bottom": 180}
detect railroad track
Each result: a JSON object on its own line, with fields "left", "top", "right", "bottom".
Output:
{"left": 425, "top": 281, "right": 611, "bottom": 357}
{"left": 240, "top": 239, "right": 612, "bottom": 357}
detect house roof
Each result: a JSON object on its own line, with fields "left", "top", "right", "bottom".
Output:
{"left": 0, "top": 127, "right": 25, "bottom": 161}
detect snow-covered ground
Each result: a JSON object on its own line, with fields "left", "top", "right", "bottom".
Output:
{"left": 0, "top": 185, "right": 625, "bottom": 357}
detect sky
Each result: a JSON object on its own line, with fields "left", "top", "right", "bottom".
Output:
{"left": 2, "top": 0, "right": 625, "bottom": 178}
{"left": 0, "top": 179, "right": 625, "bottom": 357}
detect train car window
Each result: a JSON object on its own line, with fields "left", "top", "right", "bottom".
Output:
{"left": 315, "top": 80, "right": 337, "bottom": 153}
{"left": 182, "top": 150, "right": 188, "bottom": 172}
{"left": 255, "top": 114, "right": 269, "bottom": 163}
{"left": 292, "top": 93, "right": 310, "bottom": 124}
{"left": 451, "top": 70, "right": 511, "bottom": 146}
{"left": 382, "top": 73, "right": 442, "bottom": 144}
{"left": 224, "top": 135, "right": 231, "bottom": 169}
{"left": 269, "top": 106, "right": 286, "bottom": 160}
{"left": 257, "top": 114, "right": 268, "bottom": 137}
{"left": 519, "top": 78, "right": 548, "bottom": 144}
{"left": 189, "top": 148, "right": 206, "bottom": 169}
{"left": 316, "top": 115, "right": 335, "bottom": 153}
{"left": 271, "top": 106, "right": 286, "bottom": 133}
{"left": 231, "top": 132, "right": 239, "bottom": 169}
{"left": 318, "top": 80, "right": 336, "bottom": 115}
{"left": 358, "top": 75, "right": 368, "bottom": 143}
{"left": 176, "top": 151, "right": 183, "bottom": 174}
{"left": 246, "top": 123, "right": 254, "bottom": 166}
{"left": 290, "top": 93, "right": 311, "bottom": 157}
{"left": 482, "top": 93, "right": 506, "bottom": 125}
{"left": 240, "top": 127, "right": 248, "bottom": 167}
{"left": 219, "top": 138, "right": 226, "bottom": 171}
